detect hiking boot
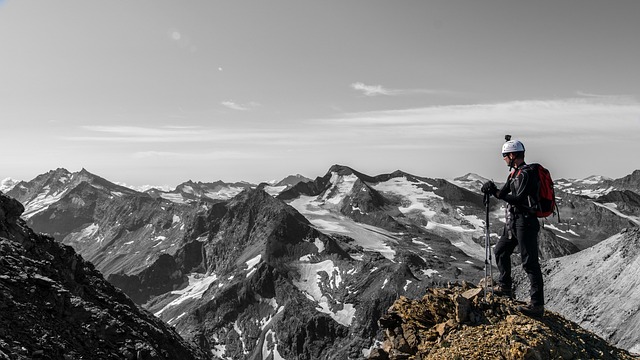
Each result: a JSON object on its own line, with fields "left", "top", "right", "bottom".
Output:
{"left": 492, "top": 285, "right": 512, "bottom": 298}
{"left": 517, "top": 303, "right": 544, "bottom": 317}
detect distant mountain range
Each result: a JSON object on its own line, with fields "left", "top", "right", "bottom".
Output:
{"left": 0, "top": 192, "right": 207, "bottom": 359}
{"left": 2, "top": 165, "right": 639, "bottom": 358}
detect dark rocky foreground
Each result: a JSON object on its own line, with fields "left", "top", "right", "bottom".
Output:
{"left": 0, "top": 193, "right": 208, "bottom": 360}
{"left": 370, "top": 283, "right": 638, "bottom": 360}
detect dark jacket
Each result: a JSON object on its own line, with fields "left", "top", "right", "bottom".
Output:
{"left": 496, "top": 163, "right": 539, "bottom": 215}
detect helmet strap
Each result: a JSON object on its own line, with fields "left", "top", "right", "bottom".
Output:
{"left": 508, "top": 155, "right": 516, "bottom": 172}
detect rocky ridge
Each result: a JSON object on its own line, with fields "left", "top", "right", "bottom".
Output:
{"left": 369, "top": 283, "right": 637, "bottom": 360}
{"left": 0, "top": 192, "right": 207, "bottom": 360}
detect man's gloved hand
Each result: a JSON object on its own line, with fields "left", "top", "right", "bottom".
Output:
{"left": 481, "top": 180, "right": 497, "bottom": 195}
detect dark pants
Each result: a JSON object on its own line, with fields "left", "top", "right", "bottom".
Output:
{"left": 494, "top": 213, "right": 544, "bottom": 306}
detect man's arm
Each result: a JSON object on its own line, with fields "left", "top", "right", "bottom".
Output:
{"left": 497, "top": 170, "right": 531, "bottom": 205}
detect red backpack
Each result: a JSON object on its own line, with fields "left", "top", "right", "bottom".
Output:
{"left": 529, "top": 163, "right": 558, "bottom": 218}
{"left": 512, "top": 163, "right": 558, "bottom": 219}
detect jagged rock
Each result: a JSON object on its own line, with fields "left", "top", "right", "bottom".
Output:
{"left": 371, "top": 284, "right": 636, "bottom": 359}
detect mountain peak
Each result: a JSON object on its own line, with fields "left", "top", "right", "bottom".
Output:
{"left": 326, "top": 164, "right": 378, "bottom": 183}
{"left": 273, "top": 174, "right": 311, "bottom": 187}
{"left": 454, "top": 172, "right": 488, "bottom": 182}
{"left": 328, "top": 164, "right": 356, "bottom": 175}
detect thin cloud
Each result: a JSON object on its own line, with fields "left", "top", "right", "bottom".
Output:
{"left": 576, "top": 91, "right": 636, "bottom": 101}
{"left": 221, "top": 101, "right": 260, "bottom": 111}
{"left": 351, "top": 82, "right": 393, "bottom": 96}
{"left": 64, "top": 125, "right": 294, "bottom": 144}
{"left": 82, "top": 125, "right": 201, "bottom": 136}
{"left": 351, "top": 82, "right": 459, "bottom": 97}
{"left": 133, "top": 150, "right": 262, "bottom": 160}
{"left": 304, "top": 98, "right": 640, "bottom": 151}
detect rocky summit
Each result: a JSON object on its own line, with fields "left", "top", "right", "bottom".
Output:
{"left": 369, "top": 283, "right": 637, "bottom": 360}
{"left": 0, "top": 193, "right": 207, "bottom": 360}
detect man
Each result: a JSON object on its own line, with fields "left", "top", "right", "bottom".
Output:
{"left": 481, "top": 137, "right": 544, "bottom": 317}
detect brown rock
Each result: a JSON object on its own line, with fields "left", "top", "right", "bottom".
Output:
{"left": 371, "top": 283, "right": 637, "bottom": 360}
{"left": 461, "top": 287, "right": 483, "bottom": 300}
{"left": 454, "top": 294, "right": 472, "bottom": 323}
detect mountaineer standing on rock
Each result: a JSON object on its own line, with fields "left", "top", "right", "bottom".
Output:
{"left": 481, "top": 136, "right": 544, "bottom": 317}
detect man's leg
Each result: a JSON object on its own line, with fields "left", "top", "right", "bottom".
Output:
{"left": 494, "top": 232, "right": 518, "bottom": 290}
{"left": 516, "top": 215, "right": 544, "bottom": 306}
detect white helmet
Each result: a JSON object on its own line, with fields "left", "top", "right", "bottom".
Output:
{"left": 501, "top": 139, "right": 525, "bottom": 156}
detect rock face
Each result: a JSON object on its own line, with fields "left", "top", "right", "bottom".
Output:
{"left": 514, "top": 227, "right": 640, "bottom": 354}
{"left": 0, "top": 193, "right": 207, "bottom": 360}
{"left": 370, "top": 283, "right": 636, "bottom": 360}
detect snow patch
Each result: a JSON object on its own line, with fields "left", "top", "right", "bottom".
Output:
{"left": 263, "top": 185, "right": 288, "bottom": 196}
{"left": 372, "top": 176, "right": 442, "bottom": 219}
{"left": 159, "top": 193, "right": 187, "bottom": 204}
{"left": 310, "top": 219, "right": 349, "bottom": 232}
{"left": 234, "top": 320, "right": 248, "bottom": 355}
{"left": 204, "top": 186, "right": 245, "bottom": 200}
{"left": 292, "top": 260, "right": 355, "bottom": 326}
{"left": 245, "top": 254, "right": 262, "bottom": 278}
{"left": 323, "top": 173, "right": 358, "bottom": 205}
{"left": 288, "top": 189, "right": 396, "bottom": 260}
{"left": 593, "top": 202, "right": 640, "bottom": 226}
{"left": 262, "top": 329, "right": 285, "bottom": 360}
{"left": 404, "top": 280, "right": 412, "bottom": 291}
{"left": 422, "top": 269, "right": 439, "bottom": 277}
{"left": 22, "top": 189, "right": 67, "bottom": 219}
{"left": 211, "top": 343, "right": 227, "bottom": 359}
{"left": 72, "top": 223, "right": 100, "bottom": 239}
{"left": 155, "top": 273, "right": 218, "bottom": 316}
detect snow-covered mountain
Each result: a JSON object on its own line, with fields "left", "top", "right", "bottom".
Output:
{"left": 451, "top": 172, "right": 492, "bottom": 193}
{"left": 145, "top": 180, "right": 255, "bottom": 204}
{"left": 262, "top": 174, "right": 312, "bottom": 196}
{"left": 5, "top": 165, "right": 640, "bottom": 358}
{"left": 270, "top": 174, "right": 312, "bottom": 187}
{"left": 0, "top": 177, "right": 19, "bottom": 193}
{"left": 120, "top": 170, "right": 488, "bottom": 358}
{"left": 556, "top": 170, "right": 640, "bottom": 198}
{"left": 4, "top": 168, "right": 204, "bottom": 284}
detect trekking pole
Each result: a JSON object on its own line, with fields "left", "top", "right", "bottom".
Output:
{"left": 483, "top": 192, "right": 494, "bottom": 300}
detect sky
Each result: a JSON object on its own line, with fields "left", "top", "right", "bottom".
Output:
{"left": 1, "top": 0, "right": 639, "bottom": 188}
